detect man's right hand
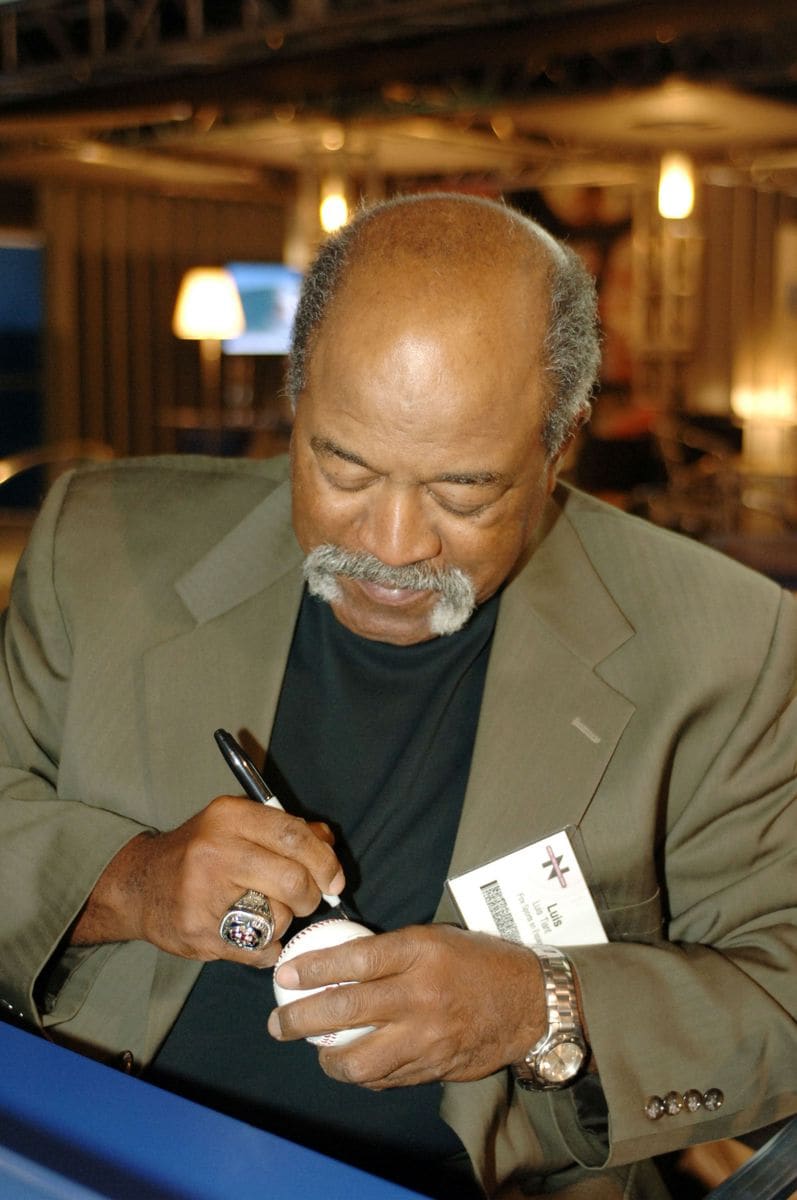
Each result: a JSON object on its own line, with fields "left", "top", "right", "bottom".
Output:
{"left": 69, "top": 796, "right": 344, "bottom": 967}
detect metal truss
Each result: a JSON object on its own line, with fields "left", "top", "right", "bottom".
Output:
{"left": 0, "top": 0, "right": 795, "bottom": 111}
{"left": 0, "top": 0, "right": 564, "bottom": 100}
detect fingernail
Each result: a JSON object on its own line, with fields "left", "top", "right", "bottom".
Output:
{"left": 267, "top": 1010, "right": 283, "bottom": 1039}
{"left": 329, "top": 869, "right": 345, "bottom": 894}
{"left": 276, "top": 962, "right": 299, "bottom": 988}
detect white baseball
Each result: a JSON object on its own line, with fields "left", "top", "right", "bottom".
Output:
{"left": 273, "top": 918, "right": 376, "bottom": 1047}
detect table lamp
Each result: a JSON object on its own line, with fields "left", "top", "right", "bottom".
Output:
{"left": 172, "top": 267, "right": 245, "bottom": 410}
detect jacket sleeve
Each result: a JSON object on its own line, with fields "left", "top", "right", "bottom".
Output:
{"left": 559, "top": 586, "right": 797, "bottom": 1166}
{"left": 0, "top": 472, "right": 153, "bottom": 1028}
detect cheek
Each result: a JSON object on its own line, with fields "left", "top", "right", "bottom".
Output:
{"left": 291, "top": 471, "right": 363, "bottom": 553}
{"left": 291, "top": 457, "right": 322, "bottom": 549}
{"left": 447, "top": 497, "right": 545, "bottom": 595}
{"left": 441, "top": 524, "right": 522, "bottom": 591}
{"left": 292, "top": 449, "right": 336, "bottom": 539}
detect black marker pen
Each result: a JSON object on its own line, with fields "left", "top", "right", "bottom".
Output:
{"left": 214, "top": 728, "right": 346, "bottom": 914}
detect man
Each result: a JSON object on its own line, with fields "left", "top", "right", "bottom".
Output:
{"left": 0, "top": 194, "right": 795, "bottom": 1199}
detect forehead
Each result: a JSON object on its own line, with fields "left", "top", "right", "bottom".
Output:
{"left": 299, "top": 204, "right": 555, "bottom": 461}
{"left": 304, "top": 294, "right": 549, "bottom": 474}
{"left": 315, "top": 224, "right": 549, "bottom": 368}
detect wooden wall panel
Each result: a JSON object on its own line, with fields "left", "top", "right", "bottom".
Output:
{"left": 80, "top": 189, "right": 108, "bottom": 443}
{"left": 39, "top": 183, "right": 288, "bottom": 457}
{"left": 690, "top": 185, "right": 797, "bottom": 414}
{"left": 127, "top": 193, "right": 156, "bottom": 456}
{"left": 41, "top": 186, "right": 81, "bottom": 445}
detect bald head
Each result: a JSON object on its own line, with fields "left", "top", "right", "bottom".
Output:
{"left": 288, "top": 193, "right": 600, "bottom": 456}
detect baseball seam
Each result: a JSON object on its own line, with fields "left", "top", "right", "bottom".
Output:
{"left": 275, "top": 919, "right": 342, "bottom": 967}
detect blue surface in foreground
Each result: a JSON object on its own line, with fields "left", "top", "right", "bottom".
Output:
{"left": 0, "top": 1022, "right": 425, "bottom": 1199}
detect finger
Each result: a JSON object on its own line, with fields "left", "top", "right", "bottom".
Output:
{"left": 268, "top": 970, "right": 424, "bottom": 1047}
{"left": 308, "top": 820, "right": 336, "bottom": 846}
{"left": 274, "top": 926, "right": 421, "bottom": 990}
{"left": 216, "top": 937, "right": 287, "bottom": 969}
{"left": 312, "top": 1004, "right": 481, "bottom": 1091}
{"left": 269, "top": 979, "right": 380, "bottom": 1043}
{"left": 266, "top": 990, "right": 424, "bottom": 1089}
{"left": 196, "top": 797, "right": 343, "bottom": 915}
{"left": 319, "top": 1041, "right": 442, "bottom": 1090}
{"left": 223, "top": 845, "right": 340, "bottom": 920}
{"left": 319, "top": 1034, "right": 420, "bottom": 1089}
{"left": 313, "top": 1020, "right": 463, "bottom": 1091}
{"left": 221, "top": 799, "right": 346, "bottom": 903}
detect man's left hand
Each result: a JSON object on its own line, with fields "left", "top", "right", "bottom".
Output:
{"left": 267, "top": 924, "right": 547, "bottom": 1089}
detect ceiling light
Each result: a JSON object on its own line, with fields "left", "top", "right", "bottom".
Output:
{"left": 319, "top": 177, "right": 349, "bottom": 233}
{"left": 658, "top": 152, "right": 695, "bottom": 219}
{"left": 321, "top": 125, "right": 345, "bottom": 152}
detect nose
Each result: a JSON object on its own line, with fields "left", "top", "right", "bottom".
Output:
{"left": 357, "top": 483, "right": 442, "bottom": 567}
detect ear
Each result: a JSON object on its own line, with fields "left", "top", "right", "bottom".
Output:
{"left": 545, "top": 419, "right": 586, "bottom": 493}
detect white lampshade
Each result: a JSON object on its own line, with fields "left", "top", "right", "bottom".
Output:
{"left": 658, "top": 153, "right": 695, "bottom": 220}
{"left": 172, "top": 267, "right": 245, "bottom": 340}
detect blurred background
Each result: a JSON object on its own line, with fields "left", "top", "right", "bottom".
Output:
{"left": 1, "top": 1, "right": 797, "bottom": 587}
{"left": 0, "top": 3, "right": 795, "bottom": 1193}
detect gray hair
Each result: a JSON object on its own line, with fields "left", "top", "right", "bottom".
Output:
{"left": 286, "top": 193, "right": 600, "bottom": 457}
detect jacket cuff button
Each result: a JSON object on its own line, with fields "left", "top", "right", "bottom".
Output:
{"left": 644, "top": 1095, "right": 665, "bottom": 1120}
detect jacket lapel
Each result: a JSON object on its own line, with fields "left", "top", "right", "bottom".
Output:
{"left": 141, "top": 480, "right": 305, "bottom": 829}
{"left": 447, "top": 489, "right": 636, "bottom": 882}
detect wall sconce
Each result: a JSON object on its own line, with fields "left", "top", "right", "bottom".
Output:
{"left": 658, "top": 153, "right": 695, "bottom": 220}
{"left": 319, "top": 175, "right": 349, "bottom": 233}
{"left": 172, "top": 267, "right": 245, "bottom": 409}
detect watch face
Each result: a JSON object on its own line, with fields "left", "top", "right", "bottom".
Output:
{"left": 539, "top": 1040, "right": 585, "bottom": 1084}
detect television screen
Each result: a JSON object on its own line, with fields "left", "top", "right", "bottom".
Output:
{"left": 222, "top": 262, "right": 302, "bottom": 356}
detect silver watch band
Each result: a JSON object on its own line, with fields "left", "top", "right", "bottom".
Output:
{"left": 536, "top": 946, "right": 580, "bottom": 1037}
{"left": 513, "top": 944, "right": 587, "bottom": 1090}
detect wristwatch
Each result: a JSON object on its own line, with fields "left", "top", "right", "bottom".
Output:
{"left": 513, "top": 945, "right": 588, "bottom": 1090}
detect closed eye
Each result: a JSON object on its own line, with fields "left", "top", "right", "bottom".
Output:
{"left": 319, "top": 462, "right": 378, "bottom": 491}
{"left": 428, "top": 488, "right": 497, "bottom": 518}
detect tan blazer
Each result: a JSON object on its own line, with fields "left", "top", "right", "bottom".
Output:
{"left": 0, "top": 454, "right": 795, "bottom": 1198}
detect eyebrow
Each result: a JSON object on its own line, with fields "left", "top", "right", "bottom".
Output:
{"left": 310, "top": 436, "right": 509, "bottom": 488}
{"left": 311, "top": 436, "right": 369, "bottom": 468}
{"left": 434, "top": 470, "right": 508, "bottom": 487}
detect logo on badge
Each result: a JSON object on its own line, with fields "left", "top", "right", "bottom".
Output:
{"left": 542, "top": 846, "right": 570, "bottom": 887}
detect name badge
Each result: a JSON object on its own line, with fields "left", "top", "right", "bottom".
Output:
{"left": 446, "top": 827, "right": 607, "bottom": 947}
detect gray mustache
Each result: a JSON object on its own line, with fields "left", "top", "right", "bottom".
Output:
{"left": 303, "top": 543, "right": 473, "bottom": 600}
{"left": 302, "top": 543, "right": 478, "bottom": 636}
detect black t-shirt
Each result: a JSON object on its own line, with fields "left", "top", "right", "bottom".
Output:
{"left": 151, "top": 589, "right": 498, "bottom": 1197}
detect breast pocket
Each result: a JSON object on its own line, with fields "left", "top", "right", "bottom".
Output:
{"left": 601, "top": 889, "right": 663, "bottom": 944}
